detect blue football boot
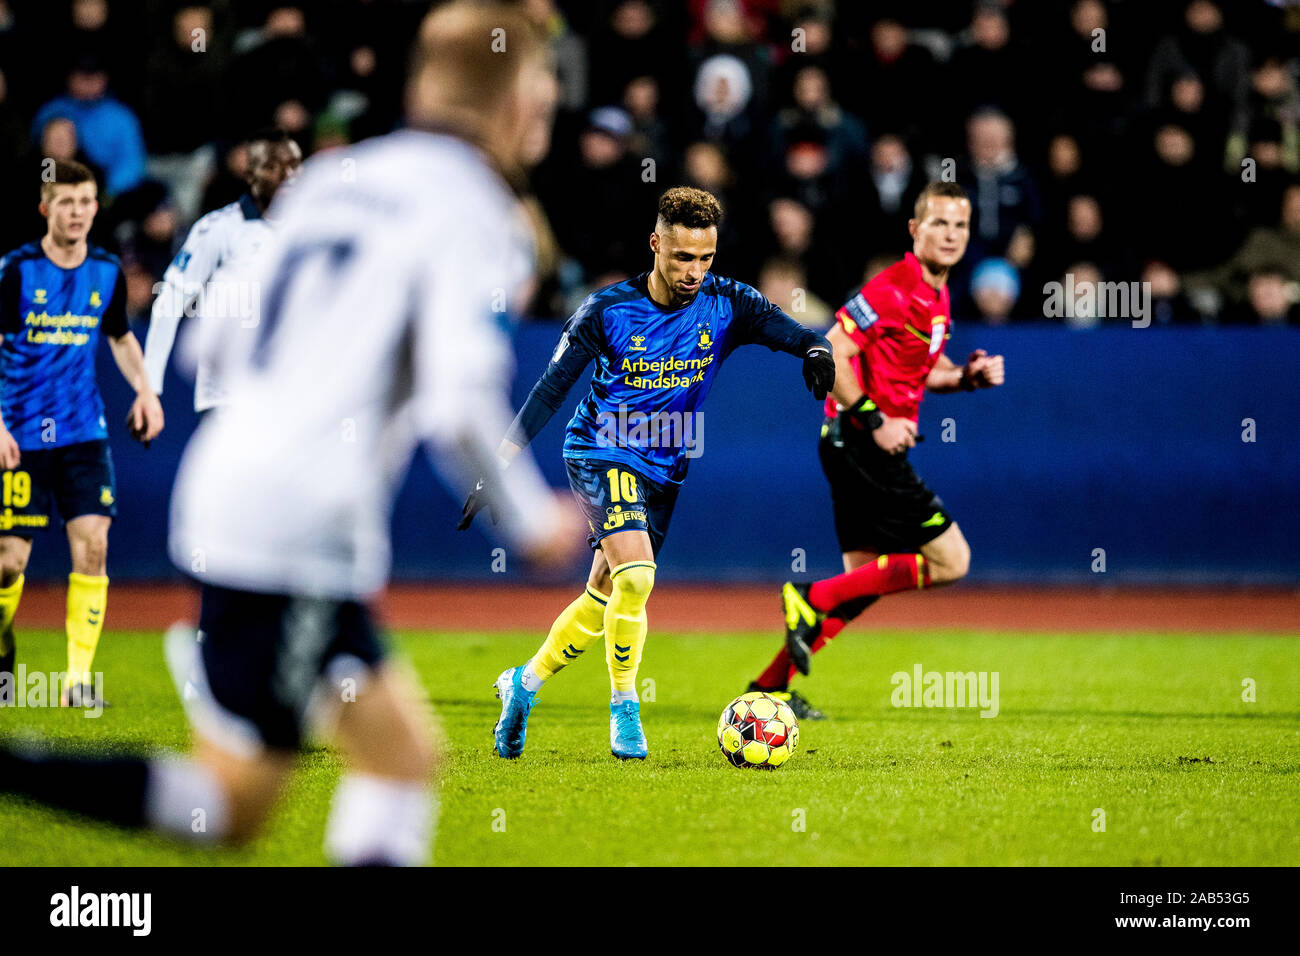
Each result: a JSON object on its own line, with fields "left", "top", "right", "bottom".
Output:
{"left": 610, "top": 699, "right": 647, "bottom": 760}
{"left": 493, "top": 666, "right": 537, "bottom": 758}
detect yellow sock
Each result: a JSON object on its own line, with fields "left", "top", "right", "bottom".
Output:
{"left": 528, "top": 585, "right": 608, "bottom": 681}
{"left": 0, "top": 573, "right": 22, "bottom": 656}
{"left": 604, "top": 561, "right": 655, "bottom": 694}
{"left": 66, "top": 572, "right": 108, "bottom": 685}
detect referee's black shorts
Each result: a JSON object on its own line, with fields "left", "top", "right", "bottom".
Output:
{"left": 818, "top": 416, "right": 954, "bottom": 556}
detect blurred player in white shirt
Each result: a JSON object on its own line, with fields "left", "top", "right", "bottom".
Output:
{"left": 144, "top": 129, "right": 302, "bottom": 412}
{"left": 0, "top": 2, "right": 579, "bottom": 866}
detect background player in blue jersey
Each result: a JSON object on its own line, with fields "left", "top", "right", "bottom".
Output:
{"left": 462, "top": 186, "right": 836, "bottom": 760}
{"left": 0, "top": 161, "right": 163, "bottom": 707}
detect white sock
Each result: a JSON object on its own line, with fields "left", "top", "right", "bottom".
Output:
{"left": 611, "top": 688, "right": 638, "bottom": 705}
{"left": 144, "top": 757, "right": 230, "bottom": 844}
{"left": 521, "top": 661, "right": 545, "bottom": 693}
{"left": 324, "top": 773, "right": 436, "bottom": 866}
{"left": 182, "top": 629, "right": 206, "bottom": 701}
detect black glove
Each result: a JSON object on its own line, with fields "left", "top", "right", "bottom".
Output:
{"left": 802, "top": 347, "right": 835, "bottom": 400}
{"left": 457, "top": 475, "right": 501, "bottom": 530}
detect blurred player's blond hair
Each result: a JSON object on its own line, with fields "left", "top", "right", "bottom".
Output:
{"left": 406, "top": 1, "right": 554, "bottom": 185}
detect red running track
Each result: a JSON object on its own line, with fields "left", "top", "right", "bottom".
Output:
{"left": 9, "top": 583, "right": 1299, "bottom": 634}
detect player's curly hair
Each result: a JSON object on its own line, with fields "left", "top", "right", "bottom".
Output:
{"left": 657, "top": 186, "right": 723, "bottom": 231}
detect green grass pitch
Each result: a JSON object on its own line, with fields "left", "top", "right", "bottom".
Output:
{"left": 2, "top": 627, "right": 1297, "bottom": 866}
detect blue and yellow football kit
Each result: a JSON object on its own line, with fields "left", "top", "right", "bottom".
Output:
{"left": 0, "top": 240, "right": 126, "bottom": 533}
{"left": 495, "top": 270, "right": 829, "bottom": 758}
{"left": 508, "top": 270, "right": 830, "bottom": 553}
{"left": 0, "top": 240, "right": 130, "bottom": 692}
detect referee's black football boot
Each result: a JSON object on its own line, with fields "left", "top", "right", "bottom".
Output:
{"left": 748, "top": 682, "right": 828, "bottom": 721}
{"left": 781, "top": 581, "right": 824, "bottom": 676}
{"left": 783, "top": 689, "right": 826, "bottom": 721}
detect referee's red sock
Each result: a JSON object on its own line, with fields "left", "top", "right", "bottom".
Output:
{"left": 781, "top": 617, "right": 851, "bottom": 683}
{"left": 807, "top": 616, "right": 848, "bottom": 655}
{"left": 753, "top": 648, "right": 794, "bottom": 691}
{"left": 808, "top": 554, "right": 930, "bottom": 612}
{"left": 753, "top": 616, "right": 851, "bottom": 690}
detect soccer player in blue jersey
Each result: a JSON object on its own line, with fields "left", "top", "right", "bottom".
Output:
{"left": 462, "top": 186, "right": 836, "bottom": 760}
{"left": 0, "top": 161, "right": 163, "bottom": 707}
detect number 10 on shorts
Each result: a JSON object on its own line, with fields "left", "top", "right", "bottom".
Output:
{"left": 607, "top": 468, "right": 638, "bottom": 503}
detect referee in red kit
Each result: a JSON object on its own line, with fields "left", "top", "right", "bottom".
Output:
{"left": 748, "top": 181, "right": 1006, "bottom": 719}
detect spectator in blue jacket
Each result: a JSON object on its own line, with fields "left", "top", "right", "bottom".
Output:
{"left": 31, "top": 56, "right": 145, "bottom": 198}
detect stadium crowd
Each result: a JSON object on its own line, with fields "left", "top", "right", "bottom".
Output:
{"left": 1, "top": 0, "right": 1298, "bottom": 325}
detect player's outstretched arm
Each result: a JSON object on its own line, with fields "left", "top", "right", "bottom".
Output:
{"left": 458, "top": 307, "right": 600, "bottom": 533}
{"left": 728, "top": 280, "right": 834, "bottom": 398}
{"left": 108, "top": 332, "right": 165, "bottom": 444}
{"left": 424, "top": 343, "right": 580, "bottom": 565}
{"left": 416, "top": 237, "right": 583, "bottom": 566}
{"left": 502, "top": 308, "right": 602, "bottom": 453}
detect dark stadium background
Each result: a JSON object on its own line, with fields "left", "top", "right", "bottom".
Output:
{"left": 0, "top": 0, "right": 1297, "bottom": 586}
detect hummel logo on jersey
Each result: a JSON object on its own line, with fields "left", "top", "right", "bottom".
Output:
{"left": 922, "top": 512, "right": 945, "bottom": 527}
{"left": 89, "top": 290, "right": 102, "bottom": 308}
{"left": 99, "top": 486, "right": 114, "bottom": 506}
{"left": 33, "top": 289, "right": 47, "bottom": 304}
{"left": 630, "top": 334, "right": 647, "bottom": 351}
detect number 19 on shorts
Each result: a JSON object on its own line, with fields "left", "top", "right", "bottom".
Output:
{"left": 2, "top": 471, "right": 30, "bottom": 508}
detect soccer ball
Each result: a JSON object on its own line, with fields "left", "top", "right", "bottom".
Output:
{"left": 717, "top": 691, "right": 799, "bottom": 769}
